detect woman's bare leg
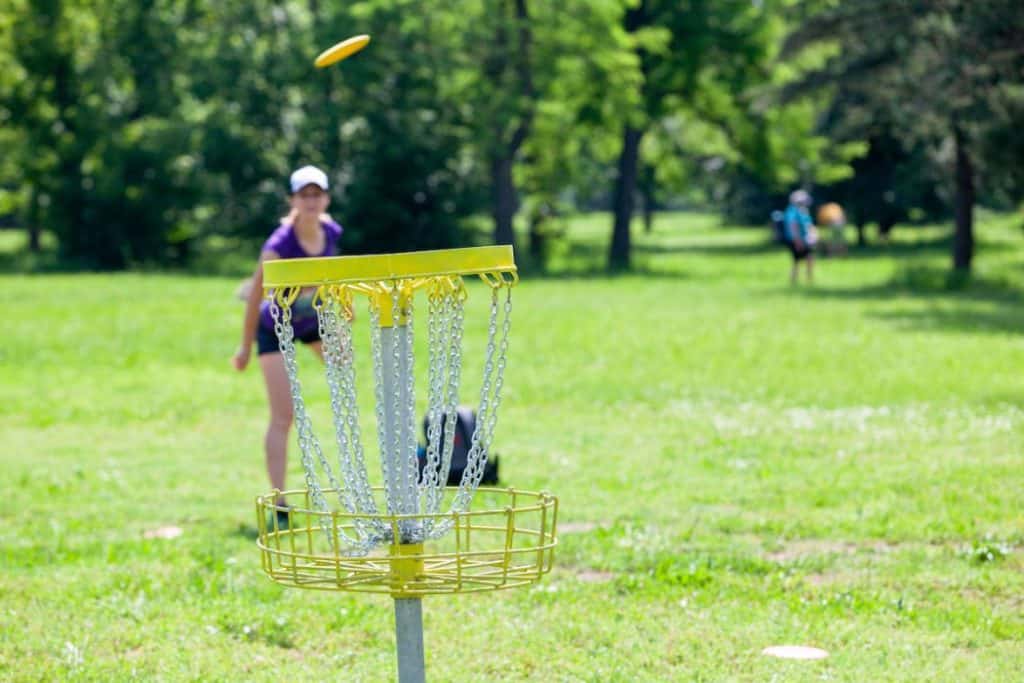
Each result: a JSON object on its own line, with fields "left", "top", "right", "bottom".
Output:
{"left": 259, "top": 352, "right": 293, "bottom": 506}
{"left": 258, "top": 343, "right": 325, "bottom": 506}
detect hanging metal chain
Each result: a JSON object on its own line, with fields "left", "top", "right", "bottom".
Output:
{"left": 268, "top": 270, "right": 512, "bottom": 550}
{"left": 430, "top": 281, "right": 509, "bottom": 538}
{"left": 368, "top": 290, "right": 396, "bottom": 541}
{"left": 448, "top": 285, "right": 501, "bottom": 512}
{"left": 397, "top": 282, "right": 422, "bottom": 541}
{"left": 438, "top": 281, "right": 466, "bottom": 497}
{"left": 419, "top": 277, "right": 466, "bottom": 534}
{"left": 420, "top": 281, "right": 448, "bottom": 505}
{"left": 329, "top": 289, "right": 382, "bottom": 524}
{"left": 317, "top": 291, "right": 360, "bottom": 515}
{"left": 478, "top": 285, "right": 513, "bottom": 471}
{"left": 316, "top": 288, "right": 384, "bottom": 548}
{"left": 270, "top": 288, "right": 357, "bottom": 549}
{"left": 388, "top": 284, "right": 409, "bottom": 518}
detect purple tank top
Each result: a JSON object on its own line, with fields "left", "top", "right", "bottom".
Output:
{"left": 258, "top": 219, "right": 343, "bottom": 335}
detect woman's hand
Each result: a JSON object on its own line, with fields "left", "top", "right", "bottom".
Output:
{"left": 232, "top": 345, "right": 252, "bottom": 371}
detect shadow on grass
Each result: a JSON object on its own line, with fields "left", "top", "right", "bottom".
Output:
{"left": 805, "top": 264, "right": 1024, "bottom": 335}
{"left": 870, "top": 306, "right": 1024, "bottom": 335}
{"left": 0, "top": 247, "right": 76, "bottom": 274}
{"left": 525, "top": 263, "right": 694, "bottom": 282}
{"left": 837, "top": 233, "right": 952, "bottom": 261}
{"left": 555, "top": 228, "right": 955, "bottom": 265}
{"left": 525, "top": 239, "right": 693, "bottom": 281}
{"left": 632, "top": 237, "right": 781, "bottom": 257}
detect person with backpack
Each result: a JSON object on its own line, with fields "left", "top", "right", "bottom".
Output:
{"left": 782, "top": 189, "right": 817, "bottom": 284}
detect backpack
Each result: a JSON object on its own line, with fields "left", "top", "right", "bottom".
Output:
{"left": 417, "top": 406, "right": 500, "bottom": 486}
{"left": 771, "top": 210, "right": 787, "bottom": 243}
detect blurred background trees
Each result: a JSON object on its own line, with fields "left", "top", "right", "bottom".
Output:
{"left": 0, "top": 0, "right": 1021, "bottom": 271}
{"left": 783, "top": 0, "right": 1024, "bottom": 270}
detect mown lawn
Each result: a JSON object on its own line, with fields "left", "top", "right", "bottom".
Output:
{"left": 1, "top": 213, "right": 1022, "bottom": 681}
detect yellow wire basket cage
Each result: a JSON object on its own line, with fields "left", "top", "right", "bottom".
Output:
{"left": 256, "top": 486, "right": 557, "bottom": 598}
{"left": 254, "top": 244, "right": 558, "bottom": 681}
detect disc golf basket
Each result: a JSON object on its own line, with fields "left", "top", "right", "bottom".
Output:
{"left": 254, "top": 246, "right": 558, "bottom": 682}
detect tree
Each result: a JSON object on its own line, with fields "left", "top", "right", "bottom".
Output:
{"left": 4, "top": 0, "right": 226, "bottom": 266}
{"left": 784, "top": 0, "right": 1024, "bottom": 271}
{"left": 828, "top": 131, "right": 946, "bottom": 246}
{"left": 431, "top": 1, "right": 636, "bottom": 252}
{"left": 4, "top": 0, "right": 87, "bottom": 256}
{"left": 607, "top": 0, "right": 774, "bottom": 269}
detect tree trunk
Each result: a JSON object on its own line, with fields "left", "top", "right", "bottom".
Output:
{"left": 488, "top": 0, "right": 533, "bottom": 249}
{"left": 27, "top": 191, "right": 41, "bottom": 252}
{"left": 52, "top": 44, "right": 87, "bottom": 262}
{"left": 640, "top": 164, "right": 655, "bottom": 234}
{"left": 491, "top": 156, "right": 517, "bottom": 247}
{"left": 528, "top": 213, "right": 545, "bottom": 264}
{"left": 878, "top": 217, "right": 896, "bottom": 241}
{"left": 952, "top": 124, "right": 974, "bottom": 271}
{"left": 856, "top": 222, "right": 866, "bottom": 247}
{"left": 609, "top": 0, "right": 646, "bottom": 270}
{"left": 609, "top": 126, "right": 643, "bottom": 270}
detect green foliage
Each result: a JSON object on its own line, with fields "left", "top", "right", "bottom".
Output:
{"left": 312, "top": 2, "right": 486, "bottom": 252}
{"left": 781, "top": 0, "right": 1024, "bottom": 256}
{"left": 1, "top": 0, "right": 1021, "bottom": 269}
{"left": 0, "top": 0, "right": 496, "bottom": 265}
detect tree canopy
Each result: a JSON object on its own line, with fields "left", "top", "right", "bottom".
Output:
{"left": 0, "top": 0, "right": 1020, "bottom": 272}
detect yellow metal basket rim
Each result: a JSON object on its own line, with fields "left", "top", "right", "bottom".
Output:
{"left": 262, "top": 245, "right": 516, "bottom": 289}
{"left": 255, "top": 485, "right": 559, "bottom": 597}
{"left": 256, "top": 485, "right": 555, "bottom": 521}
{"left": 260, "top": 483, "right": 557, "bottom": 516}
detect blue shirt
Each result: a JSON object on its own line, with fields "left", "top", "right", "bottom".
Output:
{"left": 783, "top": 205, "right": 812, "bottom": 242}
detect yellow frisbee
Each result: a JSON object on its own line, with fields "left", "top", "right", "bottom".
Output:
{"left": 314, "top": 34, "right": 371, "bottom": 68}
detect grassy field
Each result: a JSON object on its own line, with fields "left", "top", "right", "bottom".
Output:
{"left": 1, "top": 213, "right": 1022, "bottom": 681}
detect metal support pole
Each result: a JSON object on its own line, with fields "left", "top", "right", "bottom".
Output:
{"left": 394, "top": 598, "right": 425, "bottom": 683}
{"left": 384, "top": 294, "right": 427, "bottom": 682}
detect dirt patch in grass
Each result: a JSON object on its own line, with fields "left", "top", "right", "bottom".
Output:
{"left": 765, "top": 540, "right": 860, "bottom": 562}
{"left": 559, "top": 521, "right": 610, "bottom": 534}
{"left": 576, "top": 570, "right": 615, "bottom": 583}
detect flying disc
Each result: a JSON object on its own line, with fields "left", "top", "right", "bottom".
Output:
{"left": 761, "top": 645, "right": 829, "bottom": 660}
{"left": 315, "top": 35, "right": 371, "bottom": 68}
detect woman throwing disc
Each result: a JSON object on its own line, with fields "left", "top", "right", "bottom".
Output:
{"left": 233, "top": 165, "right": 342, "bottom": 519}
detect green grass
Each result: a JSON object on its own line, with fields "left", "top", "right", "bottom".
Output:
{"left": 2, "top": 213, "right": 1023, "bottom": 681}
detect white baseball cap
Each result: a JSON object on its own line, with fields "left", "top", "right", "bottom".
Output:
{"left": 289, "top": 165, "right": 329, "bottom": 193}
{"left": 789, "top": 189, "right": 812, "bottom": 206}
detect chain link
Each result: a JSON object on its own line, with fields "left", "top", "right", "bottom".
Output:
{"left": 367, "top": 292, "right": 396, "bottom": 545}
{"left": 431, "top": 283, "right": 510, "bottom": 538}
{"left": 317, "top": 288, "right": 385, "bottom": 546}
{"left": 271, "top": 289, "right": 356, "bottom": 550}
{"left": 397, "top": 283, "right": 421, "bottom": 541}
{"left": 269, "top": 275, "right": 512, "bottom": 551}
{"left": 419, "top": 278, "right": 466, "bottom": 535}
{"left": 420, "top": 282, "right": 446, "bottom": 503}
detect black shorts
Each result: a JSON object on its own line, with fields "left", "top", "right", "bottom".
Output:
{"left": 256, "top": 324, "right": 321, "bottom": 355}
{"left": 787, "top": 241, "right": 812, "bottom": 261}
